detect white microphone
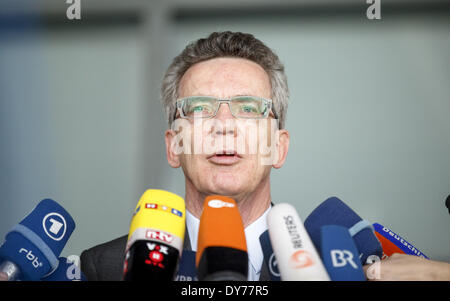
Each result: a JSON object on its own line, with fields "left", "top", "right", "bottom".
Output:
{"left": 267, "top": 203, "right": 330, "bottom": 281}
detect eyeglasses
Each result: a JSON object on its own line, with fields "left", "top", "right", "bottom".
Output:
{"left": 175, "top": 96, "right": 276, "bottom": 120}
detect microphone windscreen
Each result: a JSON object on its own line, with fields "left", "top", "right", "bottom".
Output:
{"left": 267, "top": 203, "right": 330, "bottom": 281}
{"left": 123, "top": 189, "right": 186, "bottom": 281}
{"left": 127, "top": 189, "right": 186, "bottom": 254}
{"left": 196, "top": 195, "right": 248, "bottom": 281}
{"left": 0, "top": 199, "right": 75, "bottom": 280}
{"left": 304, "top": 197, "right": 382, "bottom": 264}
{"left": 320, "top": 225, "right": 366, "bottom": 281}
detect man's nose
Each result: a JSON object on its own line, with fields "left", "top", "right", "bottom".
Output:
{"left": 215, "top": 102, "right": 234, "bottom": 121}
{"left": 211, "top": 102, "right": 236, "bottom": 136}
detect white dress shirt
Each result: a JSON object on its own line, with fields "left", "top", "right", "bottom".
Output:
{"left": 186, "top": 207, "right": 270, "bottom": 281}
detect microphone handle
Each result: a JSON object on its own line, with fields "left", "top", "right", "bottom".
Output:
{"left": 202, "top": 271, "right": 247, "bottom": 281}
{"left": 0, "top": 261, "right": 20, "bottom": 281}
{"left": 123, "top": 240, "right": 179, "bottom": 281}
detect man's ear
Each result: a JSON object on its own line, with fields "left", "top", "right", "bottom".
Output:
{"left": 165, "top": 129, "right": 182, "bottom": 168}
{"left": 272, "top": 129, "right": 290, "bottom": 169}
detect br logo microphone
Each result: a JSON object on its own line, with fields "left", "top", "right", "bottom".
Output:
{"left": 320, "top": 225, "right": 366, "bottom": 281}
{"left": 304, "top": 197, "right": 383, "bottom": 265}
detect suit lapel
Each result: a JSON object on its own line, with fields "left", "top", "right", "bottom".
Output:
{"left": 182, "top": 225, "right": 191, "bottom": 251}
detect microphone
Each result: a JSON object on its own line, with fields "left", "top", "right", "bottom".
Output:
{"left": 41, "top": 257, "right": 86, "bottom": 281}
{"left": 320, "top": 225, "right": 366, "bottom": 281}
{"left": 123, "top": 189, "right": 186, "bottom": 281}
{"left": 0, "top": 198, "right": 75, "bottom": 281}
{"left": 304, "top": 197, "right": 383, "bottom": 264}
{"left": 259, "top": 230, "right": 281, "bottom": 281}
{"left": 373, "top": 223, "right": 429, "bottom": 259}
{"left": 196, "top": 195, "right": 248, "bottom": 281}
{"left": 175, "top": 250, "right": 197, "bottom": 281}
{"left": 267, "top": 203, "right": 330, "bottom": 281}
{"left": 446, "top": 195, "right": 450, "bottom": 215}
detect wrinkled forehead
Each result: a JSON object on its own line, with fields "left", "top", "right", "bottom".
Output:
{"left": 178, "top": 57, "right": 272, "bottom": 100}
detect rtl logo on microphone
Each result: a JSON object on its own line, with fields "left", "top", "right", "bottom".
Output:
{"left": 144, "top": 203, "right": 183, "bottom": 218}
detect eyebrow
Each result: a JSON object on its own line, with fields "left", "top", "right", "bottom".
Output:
{"left": 180, "top": 94, "right": 266, "bottom": 99}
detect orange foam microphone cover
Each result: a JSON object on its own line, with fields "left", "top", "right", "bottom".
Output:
{"left": 196, "top": 195, "right": 248, "bottom": 281}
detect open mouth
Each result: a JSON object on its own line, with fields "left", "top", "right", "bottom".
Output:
{"left": 207, "top": 151, "right": 242, "bottom": 165}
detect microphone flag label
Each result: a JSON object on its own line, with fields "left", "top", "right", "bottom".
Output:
{"left": 373, "top": 223, "right": 429, "bottom": 259}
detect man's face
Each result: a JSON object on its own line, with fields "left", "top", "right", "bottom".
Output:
{"left": 165, "top": 57, "right": 287, "bottom": 199}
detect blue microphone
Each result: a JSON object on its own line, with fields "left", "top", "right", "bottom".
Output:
{"left": 320, "top": 225, "right": 366, "bottom": 281}
{"left": 304, "top": 197, "right": 382, "bottom": 264}
{"left": 41, "top": 257, "right": 86, "bottom": 281}
{"left": 0, "top": 199, "right": 76, "bottom": 280}
{"left": 259, "top": 230, "right": 281, "bottom": 281}
{"left": 174, "top": 250, "right": 198, "bottom": 281}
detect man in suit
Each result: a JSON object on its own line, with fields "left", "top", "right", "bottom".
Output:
{"left": 78, "top": 31, "right": 450, "bottom": 282}
{"left": 80, "top": 31, "right": 291, "bottom": 281}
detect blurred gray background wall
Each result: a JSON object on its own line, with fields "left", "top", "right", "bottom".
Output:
{"left": 1, "top": 0, "right": 449, "bottom": 262}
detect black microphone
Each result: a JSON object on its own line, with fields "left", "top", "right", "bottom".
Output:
{"left": 446, "top": 195, "right": 450, "bottom": 215}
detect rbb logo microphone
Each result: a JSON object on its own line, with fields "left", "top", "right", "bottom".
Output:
{"left": 304, "top": 197, "right": 383, "bottom": 265}
{"left": 373, "top": 223, "right": 429, "bottom": 259}
{"left": 123, "top": 189, "right": 186, "bottom": 281}
{"left": 320, "top": 225, "right": 366, "bottom": 281}
{"left": 196, "top": 196, "right": 248, "bottom": 281}
{"left": 0, "top": 199, "right": 75, "bottom": 281}
{"left": 267, "top": 203, "right": 330, "bottom": 281}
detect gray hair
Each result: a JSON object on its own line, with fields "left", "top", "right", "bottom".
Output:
{"left": 161, "top": 31, "right": 289, "bottom": 129}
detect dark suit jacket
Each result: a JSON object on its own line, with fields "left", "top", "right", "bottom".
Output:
{"left": 80, "top": 230, "right": 271, "bottom": 281}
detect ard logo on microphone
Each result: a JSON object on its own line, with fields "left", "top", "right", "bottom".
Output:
{"left": 42, "top": 212, "right": 67, "bottom": 241}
